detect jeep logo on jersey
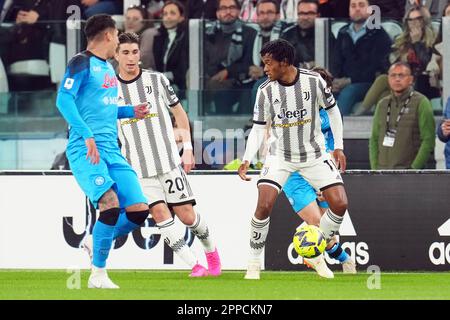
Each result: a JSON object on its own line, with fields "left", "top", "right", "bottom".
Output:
{"left": 277, "top": 108, "right": 307, "bottom": 120}
{"left": 429, "top": 219, "right": 450, "bottom": 265}
{"left": 102, "top": 74, "right": 118, "bottom": 89}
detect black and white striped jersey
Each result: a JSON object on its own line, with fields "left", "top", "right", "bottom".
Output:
{"left": 253, "top": 68, "right": 337, "bottom": 163}
{"left": 117, "top": 69, "right": 181, "bottom": 177}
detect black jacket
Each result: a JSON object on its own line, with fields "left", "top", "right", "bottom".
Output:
{"left": 280, "top": 25, "right": 315, "bottom": 67}
{"left": 204, "top": 23, "right": 257, "bottom": 83}
{"left": 331, "top": 24, "right": 392, "bottom": 83}
{"left": 153, "top": 24, "right": 189, "bottom": 90}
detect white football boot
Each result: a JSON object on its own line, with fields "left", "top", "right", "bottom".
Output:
{"left": 88, "top": 267, "right": 119, "bottom": 289}
{"left": 342, "top": 258, "right": 357, "bottom": 274}
{"left": 244, "top": 258, "right": 261, "bottom": 280}
{"left": 304, "top": 254, "right": 334, "bottom": 279}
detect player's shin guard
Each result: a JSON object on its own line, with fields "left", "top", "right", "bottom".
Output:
{"left": 326, "top": 242, "right": 350, "bottom": 263}
{"left": 113, "top": 209, "right": 149, "bottom": 239}
{"left": 249, "top": 216, "right": 270, "bottom": 259}
{"left": 320, "top": 209, "right": 344, "bottom": 241}
{"left": 92, "top": 207, "right": 120, "bottom": 268}
{"left": 188, "top": 211, "right": 215, "bottom": 253}
{"left": 157, "top": 218, "right": 197, "bottom": 268}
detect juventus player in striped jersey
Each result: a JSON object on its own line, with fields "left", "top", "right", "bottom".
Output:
{"left": 238, "top": 39, "right": 349, "bottom": 280}
{"left": 114, "top": 32, "right": 221, "bottom": 277}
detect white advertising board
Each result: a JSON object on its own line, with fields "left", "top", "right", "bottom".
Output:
{"left": 0, "top": 173, "right": 260, "bottom": 270}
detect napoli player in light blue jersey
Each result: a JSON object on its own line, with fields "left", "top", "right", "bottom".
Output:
{"left": 283, "top": 67, "right": 356, "bottom": 275}
{"left": 56, "top": 14, "right": 151, "bottom": 289}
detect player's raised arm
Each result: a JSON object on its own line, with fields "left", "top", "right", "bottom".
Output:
{"left": 239, "top": 87, "right": 270, "bottom": 181}
{"left": 170, "top": 103, "right": 195, "bottom": 173}
{"left": 318, "top": 77, "right": 346, "bottom": 172}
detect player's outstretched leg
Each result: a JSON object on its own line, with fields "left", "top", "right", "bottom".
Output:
{"left": 82, "top": 208, "right": 150, "bottom": 266}
{"left": 174, "top": 205, "right": 222, "bottom": 276}
{"left": 152, "top": 203, "right": 208, "bottom": 277}
{"left": 113, "top": 208, "right": 149, "bottom": 239}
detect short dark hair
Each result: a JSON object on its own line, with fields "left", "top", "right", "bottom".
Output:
{"left": 389, "top": 62, "right": 413, "bottom": 74}
{"left": 260, "top": 39, "right": 295, "bottom": 65}
{"left": 84, "top": 14, "right": 116, "bottom": 41}
{"left": 163, "top": 0, "right": 186, "bottom": 17}
{"left": 298, "top": 0, "right": 320, "bottom": 11}
{"left": 118, "top": 32, "right": 140, "bottom": 48}
{"left": 257, "top": 0, "right": 280, "bottom": 14}
{"left": 216, "top": 0, "right": 241, "bottom": 10}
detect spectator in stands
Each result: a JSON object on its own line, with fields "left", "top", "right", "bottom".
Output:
{"left": 405, "top": 0, "right": 447, "bottom": 19}
{"left": 357, "top": 5, "right": 438, "bottom": 115}
{"left": 204, "top": 0, "right": 257, "bottom": 114}
{"left": 280, "top": 0, "right": 319, "bottom": 69}
{"left": 437, "top": 97, "right": 450, "bottom": 169}
{"left": 188, "top": 0, "right": 217, "bottom": 19}
{"left": 369, "top": 0, "right": 405, "bottom": 20}
{"left": 250, "top": 0, "right": 284, "bottom": 83}
{"left": 124, "top": 4, "right": 157, "bottom": 70}
{"left": 1, "top": 0, "right": 55, "bottom": 91}
{"left": 369, "top": 62, "right": 435, "bottom": 169}
{"left": 153, "top": 0, "right": 188, "bottom": 94}
{"left": 330, "top": 0, "right": 392, "bottom": 115}
{"left": 82, "top": 0, "right": 122, "bottom": 18}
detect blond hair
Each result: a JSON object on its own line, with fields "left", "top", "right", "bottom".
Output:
{"left": 390, "top": 6, "right": 436, "bottom": 63}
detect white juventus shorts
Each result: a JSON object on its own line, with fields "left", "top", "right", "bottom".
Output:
{"left": 141, "top": 165, "right": 196, "bottom": 208}
{"left": 258, "top": 153, "right": 344, "bottom": 193}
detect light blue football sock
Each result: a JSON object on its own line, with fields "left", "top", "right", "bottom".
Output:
{"left": 113, "top": 209, "right": 139, "bottom": 239}
{"left": 326, "top": 242, "right": 350, "bottom": 263}
{"left": 92, "top": 221, "right": 116, "bottom": 268}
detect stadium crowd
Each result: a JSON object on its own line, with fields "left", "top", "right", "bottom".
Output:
{"left": 0, "top": 0, "right": 449, "bottom": 168}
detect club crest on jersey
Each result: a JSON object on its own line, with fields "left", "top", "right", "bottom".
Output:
{"left": 94, "top": 176, "right": 105, "bottom": 186}
{"left": 303, "top": 92, "right": 311, "bottom": 101}
{"left": 145, "top": 86, "right": 152, "bottom": 94}
{"left": 102, "top": 74, "right": 118, "bottom": 89}
{"left": 277, "top": 108, "right": 307, "bottom": 120}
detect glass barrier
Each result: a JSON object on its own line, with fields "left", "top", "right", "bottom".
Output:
{"left": 0, "top": 17, "right": 447, "bottom": 170}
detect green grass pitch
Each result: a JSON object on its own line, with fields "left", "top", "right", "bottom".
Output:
{"left": 1, "top": 270, "right": 450, "bottom": 300}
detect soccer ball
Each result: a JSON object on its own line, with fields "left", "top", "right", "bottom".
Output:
{"left": 293, "top": 225, "right": 327, "bottom": 258}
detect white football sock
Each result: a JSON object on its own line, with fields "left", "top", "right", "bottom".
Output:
{"left": 320, "top": 209, "right": 345, "bottom": 240}
{"left": 188, "top": 211, "right": 215, "bottom": 253}
{"left": 157, "top": 218, "right": 197, "bottom": 268}
{"left": 249, "top": 216, "right": 270, "bottom": 260}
